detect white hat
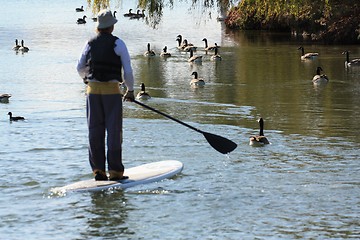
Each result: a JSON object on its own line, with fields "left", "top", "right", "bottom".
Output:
{"left": 96, "top": 9, "right": 117, "bottom": 29}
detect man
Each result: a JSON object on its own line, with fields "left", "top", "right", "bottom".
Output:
{"left": 76, "top": 9, "right": 135, "bottom": 181}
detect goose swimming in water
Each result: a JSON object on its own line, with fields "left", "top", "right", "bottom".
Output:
{"left": 249, "top": 118, "right": 270, "bottom": 146}
{"left": 202, "top": 38, "right": 219, "bottom": 51}
{"left": 182, "top": 39, "right": 197, "bottom": 52}
{"left": 298, "top": 46, "right": 318, "bottom": 60}
{"left": 76, "top": 6, "right": 84, "bottom": 12}
{"left": 0, "top": 94, "right": 11, "bottom": 103}
{"left": 18, "top": 40, "right": 29, "bottom": 52}
{"left": 136, "top": 83, "right": 151, "bottom": 100}
{"left": 190, "top": 72, "right": 205, "bottom": 87}
{"left": 188, "top": 49, "right": 202, "bottom": 63}
{"left": 123, "top": 9, "right": 134, "bottom": 17}
{"left": 77, "top": 15, "right": 87, "bottom": 24}
{"left": 144, "top": 43, "right": 156, "bottom": 57}
{"left": 312, "top": 66, "right": 329, "bottom": 85}
{"left": 176, "top": 35, "right": 195, "bottom": 51}
{"left": 12, "top": 39, "right": 21, "bottom": 51}
{"left": 342, "top": 50, "right": 360, "bottom": 68}
{"left": 8, "top": 112, "right": 25, "bottom": 121}
{"left": 130, "top": 9, "right": 145, "bottom": 19}
{"left": 210, "top": 47, "right": 222, "bottom": 61}
{"left": 160, "top": 46, "right": 171, "bottom": 57}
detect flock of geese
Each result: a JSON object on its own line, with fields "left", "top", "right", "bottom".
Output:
{"left": 143, "top": 35, "right": 222, "bottom": 88}
{"left": 4, "top": 6, "right": 360, "bottom": 147}
{"left": 76, "top": 6, "right": 145, "bottom": 24}
{"left": 12, "top": 39, "right": 29, "bottom": 52}
{"left": 298, "top": 46, "right": 360, "bottom": 85}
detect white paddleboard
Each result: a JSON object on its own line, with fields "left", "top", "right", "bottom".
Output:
{"left": 51, "top": 160, "right": 183, "bottom": 193}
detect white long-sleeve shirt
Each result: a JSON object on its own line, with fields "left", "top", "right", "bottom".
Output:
{"left": 76, "top": 37, "right": 134, "bottom": 91}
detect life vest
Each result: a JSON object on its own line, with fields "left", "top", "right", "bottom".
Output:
{"left": 87, "top": 33, "right": 122, "bottom": 82}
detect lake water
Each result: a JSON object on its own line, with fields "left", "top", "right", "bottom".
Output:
{"left": 1, "top": 0, "right": 359, "bottom": 239}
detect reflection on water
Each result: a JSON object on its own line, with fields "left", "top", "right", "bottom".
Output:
{"left": 81, "top": 191, "right": 132, "bottom": 238}
{"left": 87, "top": 0, "right": 235, "bottom": 27}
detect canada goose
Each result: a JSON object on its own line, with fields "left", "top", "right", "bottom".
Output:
{"left": 182, "top": 39, "right": 197, "bottom": 52}
{"left": 176, "top": 35, "right": 195, "bottom": 51}
{"left": 77, "top": 15, "right": 87, "bottom": 24}
{"left": 76, "top": 6, "right": 84, "bottom": 12}
{"left": 202, "top": 38, "right": 219, "bottom": 51}
{"left": 123, "top": 9, "right": 134, "bottom": 17}
{"left": 160, "top": 46, "right": 171, "bottom": 57}
{"left": 176, "top": 36, "right": 185, "bottom": 50}
{"left": 210, "top": 47, "right": 222, "bottom": 61}
{"left": 136, "top": 83, "right": 151, "bottom": 100}
{"left": 18, "top": 40, "right": 29, "bottom": 52}
{"left": 342, "top": 50, "right": 360, "bottom": 68}
{"left": 113, "top": 11, "right": 117, "bottom": 18}
{"left": 0, "top": 94, "right": 11, "bottom": 103}
{"left": 8, "top": 112, "right": 25, "bottom": 121}
{"left": 188, "top": 49, "right": 202, "bottom": 63}
{"left": 12, "top": 39, "right": 21, "bottom": 51}
{"left": 298, "top": 46, "right": 318, "bottom": 60}
{"left": 130, "top": 9, "right": 145, "bottom": 19}
{"left": 312, "top": 67, "right": 329, "bottom": 85}
{"left": 190, "top": 72, "right": 205, "bottom": 86}
{"left": 144, "top": 43, "right": 156, "bottom": 57}
{"left": 249, "top": 118, "right": 270, "bottom": 146}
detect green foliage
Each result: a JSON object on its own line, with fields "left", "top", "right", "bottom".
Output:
{"left": 225, "top": 0, "right": 360, "bottom": 43}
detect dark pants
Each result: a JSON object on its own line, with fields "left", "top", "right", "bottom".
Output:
{"left": 86, "top": 91, "right": 124, "bottom": 173}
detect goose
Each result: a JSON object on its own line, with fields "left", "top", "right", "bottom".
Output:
{"left": 312, "top": 66, "right": 329, "bottom": 85}
{"left": 76, "top": 6, "right": 84, "bottom": 12}
{"left": 130, "top": 9, "right": 145, "bottom": 19}
{"left": 144, "top": 43, "right": 156, "bottom": 57}
{"left": 77, "top": 15, "right": 87, "bottom": 24}
{"left": 8, "top": 112, "right": 25, "bottom": 121}
{"left": 160, "top": 46, "right": 171, "bottom": 57}
{"left": 249, "top": 118, "right": 270, "bottom": 146}
{"left": 176, "top": 36, "right": 186, "bottom": 50}
{"left": 0, "top": 94, "right": 11, "bottom": 103}
{"left": 188, "top": 49, "right": 202, "bottom": 63}
{"left": 176, "top": 35, "right": 195, "bottom": 51}
{"left": 190, "top": 72, "right": 205, "bottom": 86}
{"left": 123, "top": 9, "right": 133, "bottom": 17}
{"left": 298, "top": 46, "right": 318, "bottom": 60}
{"left": 210, "top": 47, "right": 222, "bottom": 61}
{"left": 182, "top": 39, "right": 197, "bottom": 52}
{"left": 202, "top": 38, "right": 219, "bottom": 51}
{"left": 12, "top": 39, "right": 21, "bottom": 51}
{"left": 136, "top": 83, "right": 151, "bottom": 100}
{"left": 342, "top": 50, "right": 360, "bottom": 68}
{"left": 18, "top": 40, "right": 29, "bottom": 52}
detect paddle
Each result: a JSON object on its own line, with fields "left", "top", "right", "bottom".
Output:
{"left": 133, "top": 99, "right": 237, "bottom": 154}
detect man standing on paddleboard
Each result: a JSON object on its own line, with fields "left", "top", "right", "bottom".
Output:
{"left": 76, "top": 9, "right": 135, "bottom": 181}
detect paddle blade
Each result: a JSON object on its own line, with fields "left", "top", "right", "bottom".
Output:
{"left": 202, "top": 132, "right": 237, "bottom": 154}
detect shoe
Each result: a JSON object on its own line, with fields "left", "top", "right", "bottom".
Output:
{"left": 109, "top": 170, "right": 128, "bottom": 181}
{"left": 109, "top": 176, "right": 129, "bottom": 181}
{"left": 94, "top": 170, "right": 108, "bottom": 181}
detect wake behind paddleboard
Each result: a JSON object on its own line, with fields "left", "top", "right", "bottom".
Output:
{"left": 51, "top": 160, "right": 183, "bottom": 193}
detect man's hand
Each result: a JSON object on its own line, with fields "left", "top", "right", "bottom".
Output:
{"left": 123, "top": 90, "right": 135, "bottom": 102}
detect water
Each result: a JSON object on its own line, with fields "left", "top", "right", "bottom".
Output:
{"left": 1, "top": 0, "right": 359, "bottom": 239}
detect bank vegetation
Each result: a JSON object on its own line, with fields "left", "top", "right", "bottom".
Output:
{"left": 225, "top": 0, "right": 360, "bottom": 44}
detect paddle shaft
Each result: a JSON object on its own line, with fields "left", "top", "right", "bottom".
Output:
{"left": 133, "top": 99, "right": 203, "bottom": 134}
